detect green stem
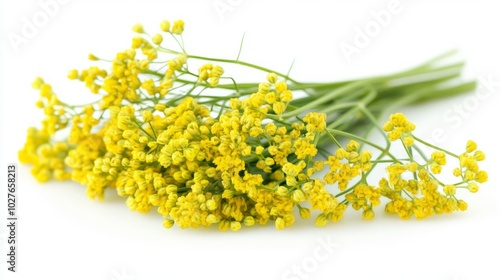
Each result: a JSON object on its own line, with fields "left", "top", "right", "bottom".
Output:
{"left": 282, "top": 81, "right": 368, "bottom": 118}
{"left": 157, "top": 47, "right": 301, "bottom": 84}
{"left": 412, "top": 135, "right": 459, "bottom": 158}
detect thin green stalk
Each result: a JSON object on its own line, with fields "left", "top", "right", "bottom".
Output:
{"left": 413, "top": 135, "right": 459, "bottom": 158}
{"left": 157, "top": 46, "right": 301, "bottom": 84}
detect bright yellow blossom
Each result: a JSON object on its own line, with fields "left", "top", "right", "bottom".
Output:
{"left": 19, "top": 19, "right": 488, "bottom": 231}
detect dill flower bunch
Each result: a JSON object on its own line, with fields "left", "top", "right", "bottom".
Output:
{"left": 19, "top": 20, "right": 488, "bottom": 231}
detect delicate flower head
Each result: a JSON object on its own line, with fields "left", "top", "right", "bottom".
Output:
{"left": 19, "top": 19, "right": 488, "bottom": 232}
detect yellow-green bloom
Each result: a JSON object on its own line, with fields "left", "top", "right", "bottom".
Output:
{"left": 19, "top": 19, "right": 488, "bottom": 231}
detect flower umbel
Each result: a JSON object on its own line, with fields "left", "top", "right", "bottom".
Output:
{"left": 19, "top": 20, "right": 487, "bottom": 231}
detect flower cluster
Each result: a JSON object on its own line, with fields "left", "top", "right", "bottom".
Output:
{"left": 19, "top": 20, "right": 488, "bottom": 231}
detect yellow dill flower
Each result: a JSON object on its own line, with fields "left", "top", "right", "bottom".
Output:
{"left": 67, "top": 69, "right": 79, "bottom": 80}
{"left": 303, "top": 112, "right": 326, "bottom": 132}
{"left": 19, "top": 19, "right": 488, "bottom": 232}
{"left": 443, "top": 185, "right": 456, "bottom": 196}
{"left": 362, "top": 208, "right": 375, "bottom": 220}
{"left": 383, "top": 113, "right": 416, "bottom": 141}
{"left": 280, "top": 90, "right": 293, "bottom": 102}
{"left": 315, "top": 214, "right": 329, "bottom": 227}
{"left": 265, "top": 92, "right": 277, "bottom": 104}
{"left": 275, "top": 217, "right": 285, "bottom": 229}
{"left": 273, "top": 102, "right": 286, "bottom": 115}
{"left": 88, "top": 53, "right": 99, "bottom": 61}
{"left": 172, "top": 20, "right": 185, "bottom": 35}
{"left": 243, "top": 216, "right": 255, "bottom": 227}
{"left": 132, "top": 23, "right": 144, "bottom": 33}
{"left": 198, "top": 64, "right": 224, "bottom": 87}
{"left": 468, "top": 182, "right": 479, "bottom": 193}
{"left": 160, "top": 20, "right": 171, "bottom": 32}
{"left": 466, "top": 140, "right": 477, "bottom": 153}
{"left": 299, "top": 207, "right": 311, "bottom": 219}
{"left": 152, "top": 34, "right": 163, "bottom": 45}
{"left": 267, "top": 73, "right": 278, "bottom": 83}
{"left": 230, "top": 221, "right": 242, "bottom": 232}
{"left": 275, "top": 81, "right": 287, "bottom": 93}
{"left": 403, "top": 136, "right": 414, "bottom": 146}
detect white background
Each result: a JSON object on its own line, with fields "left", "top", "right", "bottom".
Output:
{"left": 1, "top": 1, "right": 500, "bottom": 280}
